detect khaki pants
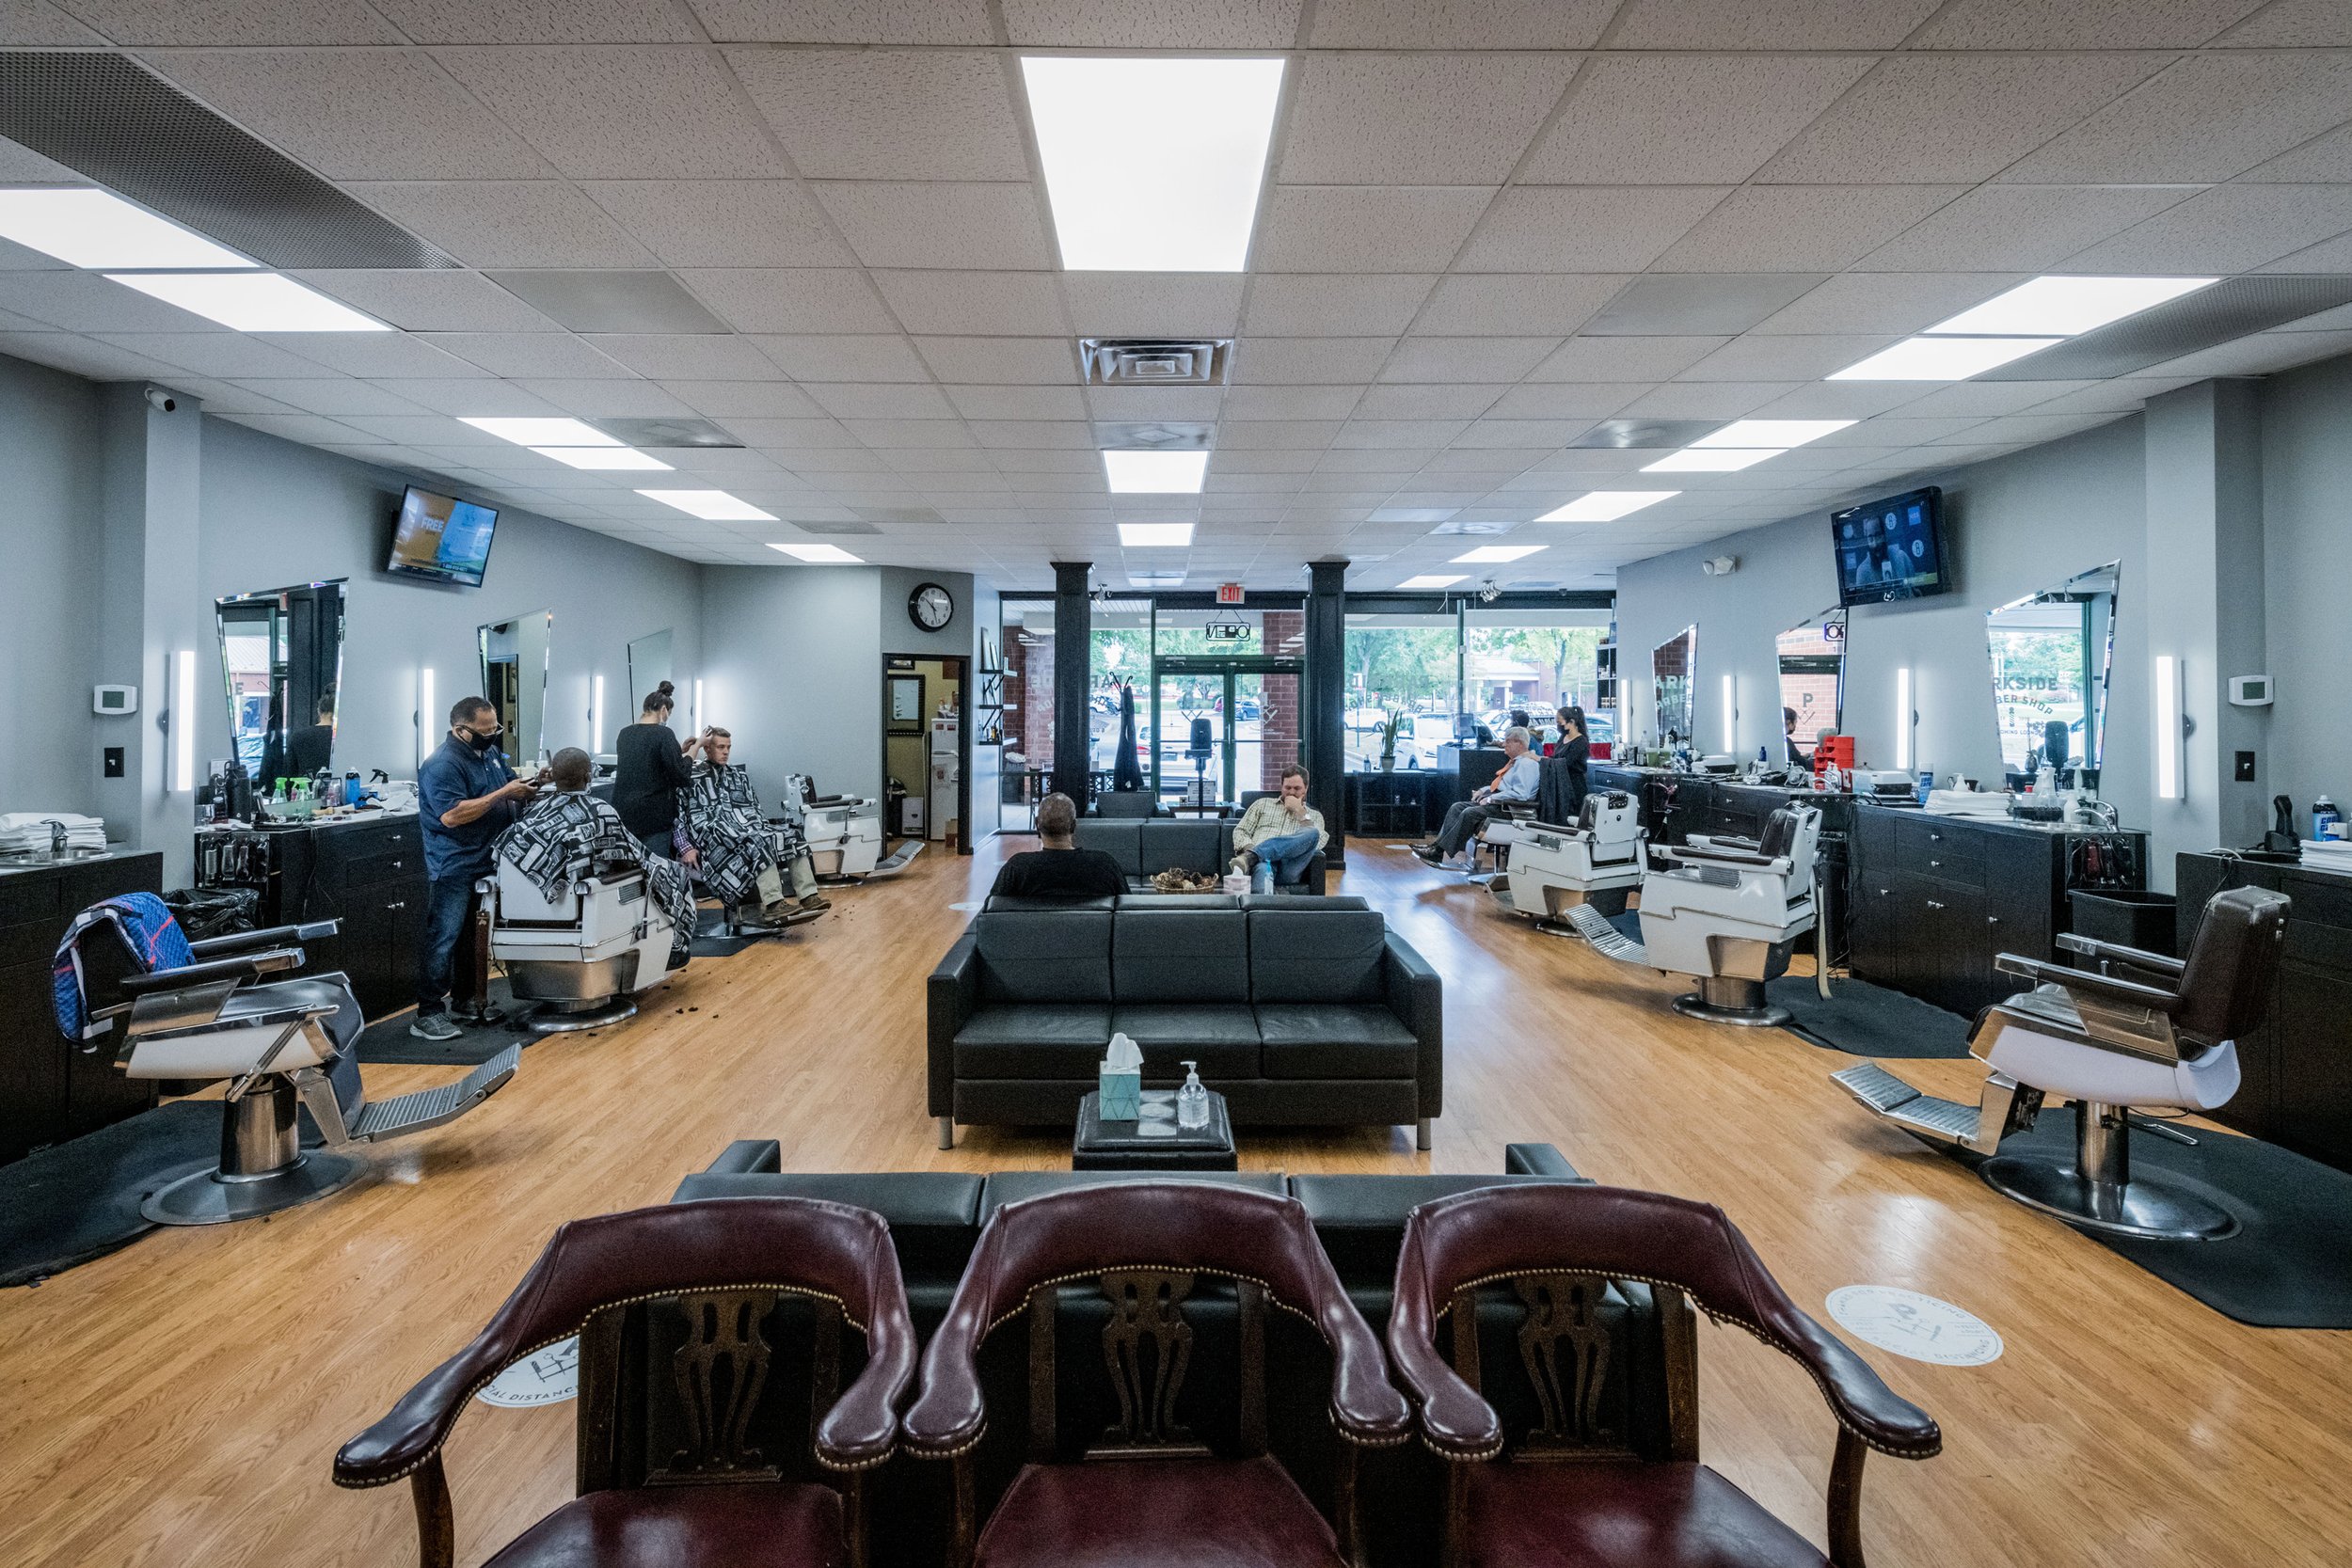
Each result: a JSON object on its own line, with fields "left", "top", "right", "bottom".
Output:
{"left": 755, "top": 850, "right": 819, "bottom": 906}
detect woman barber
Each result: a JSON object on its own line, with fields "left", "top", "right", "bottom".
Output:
{"left": 612, "top": 680, "right": 704, "bottom": 860}
{"left": 1555, "top": 705, "right": 1591, "bottom": 816}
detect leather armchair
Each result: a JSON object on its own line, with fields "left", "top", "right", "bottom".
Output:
{"left": 902, "top": 1181, "right": 1411, "bottom": 1568}
{"left": 1389, "top": 1183, "right": 1939, "bottom": 1568}
{"left": 335, "top": 1197, "right": 918, "bottom": 1568}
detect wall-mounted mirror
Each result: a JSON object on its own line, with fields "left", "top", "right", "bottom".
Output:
{"left": 1652, "top": 625, "right": 1696, "bottom": 744}
{"left": 1986, "top": 562, "right": 2120, "bottom": 787}
{"left": 478, "top": 610, "right": 553, "bottom": 768}
{"left": 628, "top": 629, "right": 674, "bottom": 716}
{"left": 216, "top": 579, "right": 346, "bottom": 787}
{"left": 1775, "top": 608, "right": 1846, "bottom": 765}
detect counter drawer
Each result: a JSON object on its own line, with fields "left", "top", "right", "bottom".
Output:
{"left": 1897, "top": 817, "right": 1984, "bottom": 883}
{"left": 340, "top": 848, "right": 423, "bottom": 890}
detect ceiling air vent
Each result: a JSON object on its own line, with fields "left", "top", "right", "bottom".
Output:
{"left": 590, "top": 417, "right": 740, "bottom": 449}
{"left": 1080, "top": 338, "right": 1232, "bottom": 387}
{"left": 790, "top": 519, "right": 883, "bottom": 535}
{"left": 1978, "top": 274, "right": 2352, "bottom": 380}
{"left": 1092, "top": 420, "right": 1214, "bottom": 451}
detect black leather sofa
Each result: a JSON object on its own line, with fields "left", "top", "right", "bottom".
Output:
{"left": 1072, "top": 816, "right": 1328, "bottom": 894}
{"left": 930, "top": 897, "right": 1440, "bottom": 1148}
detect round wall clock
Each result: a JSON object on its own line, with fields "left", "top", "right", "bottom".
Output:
{"left": 909, "top": 581, "right": 955, "bottom": 631}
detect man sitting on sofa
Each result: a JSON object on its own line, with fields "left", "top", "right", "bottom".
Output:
{"left": 678, "top": 727, "right": 829, "bottom": 928}
{"left": 495, "top": 748, "right": 697, "bottom": 968}
{"left": 990, "top": 793, "right": 1126, "bottom": 901}
{"left": 1418, "top": 726, "right": 1539, "bottom": 868}
{"left": 1232, "top": 764, "right": 1327, "bottom": 894}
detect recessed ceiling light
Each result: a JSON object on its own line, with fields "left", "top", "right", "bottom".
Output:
{"left": 1103, "top": 450, "right": 1209, "bottom": 494}
{"left": 640, "top": 489, "right": 776, "bottom": 521}
{"left": 531, "top": 446, "right": 672, "bottom": 470}
{"left": 462, "top": 417, "right": 620, "bottom": 447}
{"left": 1453, "top": 544, "right": 1546, "bottom": 563}
{"left": 1829, "top": 336, "right": 2061, "bottom": 381}
{"left": 1925, "top": 276, "right": 2217, "bottom": 338}
{"left": 1119, "top": 521, "right": 1195, "bottom": 546}
{"left": 1022, "top": 56, "right": 1284, "bottom": 272}
{"left": 104, "top": 272, "right": 386, "bottom": 331}
{"left": 769, "top": 542, "right": 862, "bottom": 563}
{"left": 0, "top": 187, "right": 254, "bottom": 269}
{"left": 1399, "top": 574, "right": 1466, "bottom": 590}
{"left": 1538, "top": 491, "right": 1680, "bottom": 523}
{"left": 1129, "top": 570, "right": 1186, "bottom": 588}
{"left": 1642, "top": 448, "right": 1783, "bottom": 472}
{"left": 1692, "top": 419, "right": 1854, "bottom": 450}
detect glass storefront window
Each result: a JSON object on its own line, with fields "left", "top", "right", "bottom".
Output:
{"left": 1463, "top": 609, "right": 1612, "bottom": 748}
{"left": 1343, "top": 610, "right": 1462, "bottom": 771}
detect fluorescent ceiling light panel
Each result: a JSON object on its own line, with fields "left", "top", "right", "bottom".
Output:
{"left": 1539, "top": 491, "right": 1679, "bottom": 523}
{"left": 1119, "top": 521, "right": 1195, "bottom": 546}
{"left": 1692, "top": 420, "right": 1853, "bottom": 450}
{"left": 105, "top": 271, "right": 387, "bottom": 331}
{"left": 531, "top": 446, "right": 671, "bottom": 470}
{"left": 1453, "top": 545, "right": 1546, "bottom": 563}
{"left": 1925, "top": 276, "right": 2217, "bottom": 338}
{"left": 463, "top": 416, "right": 620, "bottom": 447}
{"left": 1102, "top": 450, "right": 1209, "bottom": 494}
{"left": 1829, "top": 336, "right": 2060, "bottom": 381}
{"left": 769, "top": 542, "right": 863, "bottom": 563}
{"left": 1023, "top": 56, "right": 1284, "bottom": 272}
{"left": 640, "top": 489, "right": 776, "bottom": 521}
{"left": 1642, "top": 448, "right": 1782, "bottom": 472}
{"left": 0, "top": 187, "right": 254, "bottom": 269}
{"left": 1130, "top": 571, "right": 1185, "bottom": 587}
{"left": 1399, "top": 575, "right": 1466, "bottom": 589}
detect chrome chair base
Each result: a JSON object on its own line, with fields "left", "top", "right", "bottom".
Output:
{"left": 1980, "top": 1154, "right": 2238, "bottom": 1241}
{"left": 526, "top": 998, "right": 637, "bottom": 1034}
{"left": 143, "top": 1149, "right": 367, "bottom": 1227}
{"left": 1670, "top": 975, "right": 1791, "bottom": 1028}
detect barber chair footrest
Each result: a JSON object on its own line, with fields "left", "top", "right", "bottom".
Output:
{"left": 1833, "top": 1063, "right": 1979, "bottom": 1145}
{"left": 1565, "top": 902, "right": 1646, "bottom": 963}
{"left": 345, "top": 1046, "right": 520, "bottom": 1140}
{"left": 863, "top": 840, "right": 923, "bottom": 879}
{"left": 142, "top": 1148, "right": 368, "bottom": 1227}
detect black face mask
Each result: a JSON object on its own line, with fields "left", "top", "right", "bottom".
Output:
{"left": 463, "top": 728, "right": 501, "bottom": 753}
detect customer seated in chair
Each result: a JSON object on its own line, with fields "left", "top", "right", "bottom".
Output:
{"left": 1232, "top": 763, "right": 1327, "bottom": 893}
{"left": 1419, "top": 726, "right": 1538, "bottom": 868}
{"left": 990, "top": 792, "right": 1126, "bottom": 901}
{"left": 678, "top": 728, "right": 829, "bottom": 928}
{"left": 495, "top": 748, "right": 697, "bottom": 969}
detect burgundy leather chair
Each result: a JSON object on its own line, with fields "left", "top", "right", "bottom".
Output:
{"left": 900, "top": 1181, "right": 1413, "bottom": 1568}
{"left": 334, "top": 1197, "right": 917, "bottom": 1568}
{"left": 1389, "top": 1185, "right": 1941, "bottom": 1568}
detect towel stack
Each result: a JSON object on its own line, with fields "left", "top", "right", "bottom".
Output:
{"left": 1925, "top": 789, "right": 2013, "bottom": 820}
{"left": 2302, "top": 836, "right": 2352, "bottom": 875}
{"left": 0, "top": 812, "right": 107, "bottom": 854}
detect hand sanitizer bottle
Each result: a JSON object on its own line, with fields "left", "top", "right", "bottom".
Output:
{"left": 1176, "top": 1061, "right": 1211, "bottom": 1131}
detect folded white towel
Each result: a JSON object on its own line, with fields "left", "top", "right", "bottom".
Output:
{"left": 1925, "top": 789, "right": 2013, "bottom": 818}
{"left": 0, "top": 811, "right": 107, "bottom": 852}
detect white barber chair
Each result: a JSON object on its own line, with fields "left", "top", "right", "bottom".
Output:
{"left": 483, "top": 862, "right": 675, "bottom": 1033}
{"left": 1836, "top": 885, "right": 2287, "bottom": 1241}
{"left": 1637, "top": 804, "right": 1822, "bottom": 1026}
{"left": 1489, "top": 791, "right": 1646, "bottom": 934}
{"left": 786, "top": 773, "right": 919, "bottom": 881}
{"left": 70, "top": 917, "right": 516, "bottom": 1226}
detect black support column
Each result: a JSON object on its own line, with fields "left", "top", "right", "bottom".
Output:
{"left": 1305, "top": 559, "right": 1348, "bottom": 866}
{"left": 1051, "top": 561, "right": 1092, "bottom": 804}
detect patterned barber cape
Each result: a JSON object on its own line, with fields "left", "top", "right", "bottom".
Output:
{"left": 494, "top": 789, "right": 695, "bottom": 959}
{"left": 682, "top": 763, "right": 799, "bottom": 906}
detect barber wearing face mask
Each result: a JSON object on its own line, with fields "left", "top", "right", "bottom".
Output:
{"left": 410, "top": 695, "right": 540, "bottom": 1043}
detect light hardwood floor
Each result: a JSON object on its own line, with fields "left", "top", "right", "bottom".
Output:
{"left": 2, "top": 839, "right": 2346, "bottom": 1567}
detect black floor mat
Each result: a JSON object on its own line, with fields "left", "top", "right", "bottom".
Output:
{"left": 1769, "top": 974, "right": 1974, "bottom": 1059}
{"left": 357, "top": 978, "right": 538, "bottom": 1066}
{"left": 0, "top": 1101, "right": 218, "bottom": 1287}
{"left": 1604, "top": 909, "right": 1643, "bottom": 943}
{"left": 1959, "top": 1110, "right": 2352, "bottom": 1328}
{"left": 691, "top": 907, "right": 757, "bottom": 958}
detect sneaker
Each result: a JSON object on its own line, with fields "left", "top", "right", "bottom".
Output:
{"left": 408, "top": 1013, "right": 463, "bottom": 1042}
{"left": 1413, "top": 845, "right": 1445, "bottom": 866}
{"left": 798, "top": 894, "right": 831, "bottom": 911}
{"left": 457, "top": 1005, "right": 506, "bottom": 1028}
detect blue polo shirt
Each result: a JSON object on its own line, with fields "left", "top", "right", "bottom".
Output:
{"left": 417, "top": 736, "right": 519, "bottom": 881}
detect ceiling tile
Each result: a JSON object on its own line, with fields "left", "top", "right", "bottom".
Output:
{"left": 1451, "top": 419, "right": 1593, "bottom": 449}
{"left": 661, "top": 380, "right": 827, "bottom": 418}
{"left": 1242, "top": 274, "right": 1438, "bottom": 336}
{"left": 2259, "top": 229, "right": 2352, "bottom": 272}
{"left": 9, "top": 331, "right": 210, "bottom": 380}
{"left": 1455, "top": 186, "right": 1730, "bottom": 272}
{"left": 1910, "top": 0, "right": 2265, "bottom": 47}
{"left": 372, "top": 0, "right": 703, "bottom": 41}
{"left": 577, "top": 182, "right": 852, "bottom": 268}
{"left": 679, "top": 269, "right": 899, "bottom": 334}
{"left": 1619, "top": 382, "right": 1804, "bottom": 419}
{"left": 1217, "top": 420, "right": 1342, "bottom": 449}
{"left": 2243, "top": 123, "right": 2352, "bottom": 182}
{"left": 1224, "top": 385, "right": 1361, "bottom": 420}
{"left": 1606, "top": 0, "right": 1941, "bottom": 49}
{"left": 2215, "top": 0, "right": 2352, "bottom": 44}
{"left": 845, "top": 419, "right": 975, "bottom": 448}
{"left": 1410, "top": 273, "right": 1626, "bottom": 335}
{"left": 56, "top": 0, "right": 397, "bottom": 42}
{"left": 90, "top": 331, "right": 342, "bottom": 379}
{"left": 992, "top": 445, "right": 1101, "bottom": 471}
{"left": 816, "top": 182, "right": 1053, "bottom": 270}
{"left": 1, "top": 269, "right": 232, "bottom": 332}
{"left": 1380, "top": 336, "right": 1558, "bottom": 382}
{"left": 1527, "top": 336, "right": 1727, "bottom": 382}
{"left": 347, "top": 182, "right": 654, "bottom": 268}
{"left": 1655, "top": 185, "right": 1968, "bottom": 272}
{"left": 1002, "top": 0, "right": 1303, "bottom": 45}
{"left": 729, "top": 48, "right": 1029, "bottom": 181}
{"left": 1860, "top": 183, "right": 2202, "bottom": 270}
{"left": 419, "top": 332, "right": 635, "bottom": 378}
{"left": 1749, "top": 273, "right": 2024, "bottom": 336}
{"left": 685, "top": 0, "right": 994, "bottom": 44}
{"left": 875, "top": 271, "right": 1071, "bottom": 335}
{"left": 2059, "top": 182, "right": 2352, "bottom": 273}
{"left": 802, "top": 381, "right": 956, "bottom": 419}
{"left": 1086, "top": 386, "right": 1225, "bottom": 420}
{"left": 433, "top": 46, "right": 784, "bottom": 178}
{"left": 215, "top": 411, "right": 381, "bottom": 444}
{"left": 0, "top": 1, "right": 101, "bottom": 43}
{"left": 1354, "top": 383, "right": 1508, "bottom": 419}
{"left": 1279, "top": 52, "right": 1579, "bottom": 184}
{"left": 586, "top": 333, "right": 785, "bottom": 380}
{"left": 1231, "top": 337, "right": 1396, "bottom": 384}
{"left": 2001, "top": 52, "right": 2352, "bottom": 183}
{"left": 2134, "top": 325, "right": 2352, "bottom": 379}
{"left": 912, "top": 335, "right": 1078, "bottom": 383}
{"left": 1520, "top": 54, "right": 1874, "bottom": 184}
{"left": 514, "top": 378, "right": 699, "bottom": 417}
{"left": 1581, "top": 274, "right": 1827, "bottom": 336}
{"left": 1871, "top": 380, "right": 2083, "bottom": 418}
{"left": 289, "top": 270, "right": 561, "bottom": 332}
{"left": 376, "top": 378, "right": 562, "bottom": 416}
{"left": 1254, "top": 186, "right": 1496, "bottom": 271}
{"left": 1306, "top": 0, "right": 1612, "bottom": 46}
{"left": 942, "top": 384, "right": 1086, "bottom": 420}
{"left": 1677, "top": 335, "right": 1898, "bottom": 381}
{"left": 968, "top": 420, "right": 1092, "bottom": 449}
{"left": 750, "top": 334, "right": 930, "bottom": 381}
{"left": 1485, "top": 384, "right": 1640, "bottom": 419}
{"left": 1743, "top": 381, "right": 1939, "bottom": 419}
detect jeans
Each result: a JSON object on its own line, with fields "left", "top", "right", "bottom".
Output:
{"left": 1250, "top": 829, "right": 1321, "bottom": 893}
{"left": 415, "top": 873, "right": 485, "bottom": 1018}
{"left": 1436, "top": 800, "right": 1498, "bottom": 856}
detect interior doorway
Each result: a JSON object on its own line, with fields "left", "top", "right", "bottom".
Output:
{"left": 882, "top": 655, "right": 968, "bottom": 853}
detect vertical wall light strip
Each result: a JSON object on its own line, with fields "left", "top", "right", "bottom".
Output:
{"left": 171, "top": 649, "right": 195, "bottom": 793}
{"left": 693, "top": 678, "right": 705, "bottom": 735}
{"left": 2155, "top": 655, "right": 2183, "bottom": 800}
{"left": 1894, "top": 667, "right": 1914, "bottom": 772}
{"left": 591, "top": 673, "right": 606, "bottom": 752}
{"left": 1721, "top": 673, "right": 1737, "bottom": 755}
{"left": 418, "top": 667, "right": 435, "bottom": 769}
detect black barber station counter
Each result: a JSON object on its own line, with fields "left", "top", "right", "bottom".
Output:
{"left": 196, "top": 813, "right": 424, "bottom": 1021}
{"left": 0, "top": 847, "right": 164, "bottom": 1163}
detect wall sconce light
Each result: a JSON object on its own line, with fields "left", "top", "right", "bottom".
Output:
{"left": 170, "top": 649, "right": 195, "bottom": 793}
{"left": 1894, "top": 666, "right": 1915, "bottom": 771}
{"left": 1721, "top": 673, "right": 1737, "bottom": 755}
{"left": 693, "top": 677, "right": 705, "bottom": 734}
{"left": 591, "top": 673, "right": 606, "bottom": 751}
{"left": 2155, "top": 654, "right": 2185, "bottom": 800}
{"left": 417, "top": 667, "right": 435, "bottom": 769}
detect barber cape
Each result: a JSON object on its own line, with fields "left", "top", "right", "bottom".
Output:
{"left": 681, "top": 762, "right": 793, "bottom": 907}
{"left": 495, "top": 789, "right": 696, "bottom": 960}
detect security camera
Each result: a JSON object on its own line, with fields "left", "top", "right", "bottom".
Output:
{"left": 1701, "top": 555, "right": 1739, "bottom": 577}
{"left": 144, "top": 387, "right": 178, "bottom": 413}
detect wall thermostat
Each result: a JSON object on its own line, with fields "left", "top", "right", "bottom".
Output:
{"left": 2228, "top": 675, "right": 2274, "bottom": 707}
{"left": 93, "top": 684, "right": 138, "bottom": 716}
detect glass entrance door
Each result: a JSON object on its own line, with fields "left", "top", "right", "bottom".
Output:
{"left": 1152, "top": 657, "right": 1302, "bottom": 804}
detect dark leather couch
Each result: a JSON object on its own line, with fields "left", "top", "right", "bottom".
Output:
{"left": 1073, "top": 816, "right": 1328, "bottom": 894}
{"left": 929, "top": 897, "right": 1439, "bottom": 1148}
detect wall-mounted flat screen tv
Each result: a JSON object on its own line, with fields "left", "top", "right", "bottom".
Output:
{"left": 387, "top": 485, "right": 500, "bottom": 587}
{"left": 1832, "top": 486, "right": 1948, "bottom": 608}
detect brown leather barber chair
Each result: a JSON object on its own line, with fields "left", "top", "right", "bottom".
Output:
{"left": 1389, "top": 1184, "right": 1941, "bottom": 1568}
{"left": 900, "top": 1181, "right": 1413, "bottom": 1568}
{"left": 334, "top": 1198, "right": 916, "bottom": 1568}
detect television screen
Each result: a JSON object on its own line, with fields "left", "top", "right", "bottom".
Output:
{"left": 1832, "top": 486, "right": 1947, "bottom": 608}
{"left": 387, "top": 485, "right": 500, "bottom": 587}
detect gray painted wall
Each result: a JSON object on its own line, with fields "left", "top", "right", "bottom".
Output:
{"left": 2261, "top": 352, "right": 2352, "bottom": 826}
{"left": 0, "top": 354, "right": 103, "bottom": 818}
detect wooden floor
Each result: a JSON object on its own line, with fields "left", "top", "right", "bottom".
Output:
{"left": 2, "top": 838, "right": 2346, "bottom": 1567}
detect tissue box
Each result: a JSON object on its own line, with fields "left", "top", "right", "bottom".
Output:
{"left": 1098, "top": 1066, "right": 1142, "bottom": 1120}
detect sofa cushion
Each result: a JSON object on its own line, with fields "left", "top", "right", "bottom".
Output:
{"left": 1243, "top": 894, "right": 1364, "bottom": 911}
{"left": 1288, "top": 1173, "right": 1593, "bottom": 1286}
{"left": 1112, "top": 907, "right": 1249, "bottom": 1004}
{"left": 669, "top": 1172, "right": 984, "bottom": 1293}
{"left": 1108, "top": 1004, "right": 1261, "bottom": 1077}
{"left": 1071, "top": 819, "right": 1143, "bottom": 879}
{"left": 1139, "top": 818, "right": 1229, "bottom": 877}
{"left": 974, "top": 908, "right": 1112, "bottom": 1003}
{"left": 954, "top": 1005, "right": 1114, "bottom": 1077}
{"left": 1117, "top": 893, "right": 1239, "bottom": 910}
{"left": 1256, "top": 1004, "right": 1418, "bottom": 1078}
{"left": 1248, "top": 908, "right": 1389, "bottom": 1004}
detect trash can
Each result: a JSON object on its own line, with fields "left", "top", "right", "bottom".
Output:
{"left": 165, "top": 886, "right": 259, "bottom": 941}
{"left": 2069, "top": 888, "right": 2176, "bottom": 959}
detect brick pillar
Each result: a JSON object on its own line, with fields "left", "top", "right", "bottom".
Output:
{"left": 1258, "top": 610, "right": 1304, "bottom": 792}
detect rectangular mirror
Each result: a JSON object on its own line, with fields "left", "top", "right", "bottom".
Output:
{"left": 1775, "top": 609, "right": 1846, "bottom": 764}
{"left": 215, "top": 579, "right": 345, "bottom": 788}
{"left": 1987, "top": 561, "right": 2120, "bottom": 787}
{"left": 627, "top": 629, "right": 674, "bottom": 719}
{"left": 1652, "top": 625, "right": 1696, "bottom": 745}
{"left": 478, "top": 610, "right": 553, "bottom": 768}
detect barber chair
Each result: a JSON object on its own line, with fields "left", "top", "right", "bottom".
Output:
{"left": 901, "top": 1181, "right": 1412, "bottom": 1568}
{"left": 482, "top": 862, "right": 676, "bottom": 1033}
{"left": 1616, "top": 805, "right": 1822, "bottom": 1026}
{"left": 787, "top": 772, "right": 918, "bottom": 881}
{"left": 56, "top": 902, "right": 516, "bottom": 1226}
{"left": 1489, "top": 792, "right": 1645, "bottom": 935}
{"left": 1835, "top": 885, "right": 2288, "bottom": 1241}
{"left": 1460, "top": 798, "right": 1539, "bottom": 884}
{"left": 1388, "top": 1183, "right": 1939, "bottom": 1568}
{"left": 335, "top": 1197, "right": 916, "bottom": 1568}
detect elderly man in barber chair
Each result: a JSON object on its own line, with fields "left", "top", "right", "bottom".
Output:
{"left": 494, "top": 748, "right": 697, "bottom": 970}
{"left": 677, "top": 727, "right": 830, "bottom": 929}
{"left": 1418, "top": 725, "right": 1540, "bottom": 869}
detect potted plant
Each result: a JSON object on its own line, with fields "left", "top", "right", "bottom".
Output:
{"left": 1378, "top": 710, "right": 1404, "bottom": 771}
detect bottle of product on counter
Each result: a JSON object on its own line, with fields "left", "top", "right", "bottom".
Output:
{"left": 2316, "top": 795, "right": 2343, "bottom": 841}
{"left": 1176, "top": 1061, "right": 1211, "bottom": 1131}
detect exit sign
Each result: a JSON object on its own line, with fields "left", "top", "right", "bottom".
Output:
{"left": 1216, "top": 582, "right": 1244, "bottom": 605}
